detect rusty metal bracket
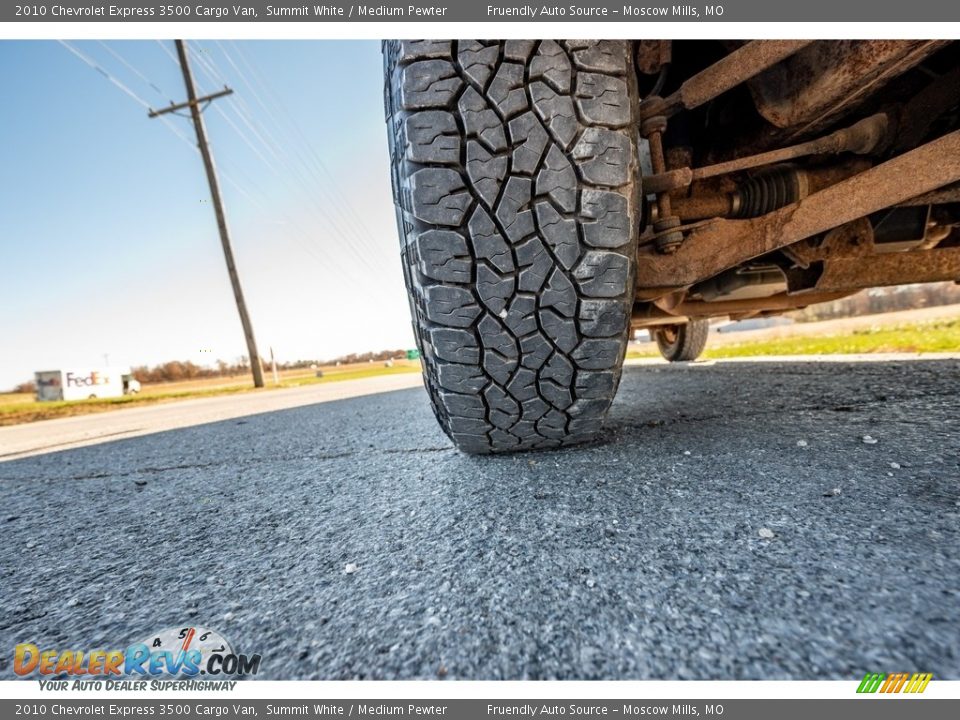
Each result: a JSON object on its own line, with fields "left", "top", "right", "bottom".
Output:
{"left": 636, "top": 40, "right": 672, "bottom": 76}
{"left": 635, "top": 129, "right": 960, "bottom": 291}
{"left": 783, "top": 217, "right": 875, "bottom": 269}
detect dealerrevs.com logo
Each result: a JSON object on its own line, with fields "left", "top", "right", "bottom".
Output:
{"left": 14, "top": 626, "right": 261, "bottom": 681}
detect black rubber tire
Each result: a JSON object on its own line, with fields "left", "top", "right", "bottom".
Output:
{"left": 384, "top": 40, "right": 640, "bottom": 454}
{"left": 654, "top": 320, "right": 710, "bottom": 362}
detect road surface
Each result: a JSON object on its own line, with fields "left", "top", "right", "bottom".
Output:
{"left": 1, "top": 357, "right": 958, "bottom": 680}
{"left": 0, "top": 372, "right": 423, "bottom": 462}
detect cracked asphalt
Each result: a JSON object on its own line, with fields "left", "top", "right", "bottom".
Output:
{"left": 1, "top": 358, "right": 958, "bottom": 680}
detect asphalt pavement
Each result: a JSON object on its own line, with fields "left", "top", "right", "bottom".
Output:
{"left": 0, "top": 372, "right": 424, "bottom": 462}
{"left": 1, "top": 358, "right": 958, "bottom": 680}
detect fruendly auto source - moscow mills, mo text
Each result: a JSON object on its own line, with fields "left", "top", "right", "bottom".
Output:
{"left": 485, "top": 4, "right": 719, "bottom": 16}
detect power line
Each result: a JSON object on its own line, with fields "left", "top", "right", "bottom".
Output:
{"left": 98, "top": 43, "right": 279, "bottom": 209}
{"left": 59, "top": 40, "right": 152, "bottom": 111}
{"left": 170, "top": 44, "right": 379, "bottom": 289}
{"left": 97, "top": 41, "right": 168, "bottom": 98}
{"left": 225, "top": 43, "right": 381, "bottom": 240}
{"left": 218, "top": 42, "right": 393, "bottom": 272}
{"left": 58, "top": 41, "right": 202, "bottom": 156}
{"left": 156, "top": 43, "right": 376, "bottom": 284}
{"left": 205, "top": 46, "right": 376, "bottom": 243}
{"left": 155, "top": 39, "right": 180, "bottom": 67}
{"left": 188, "top": 46, "right": 391, "bottom": 276}
{"left": 227, "top": 46, "right": 384, "bottom": 251}
{"left": 58, "top": 41, "right": 346, "bottom": 270}
{"left": 58, "top": 40, "right": 346, "bottom": 289}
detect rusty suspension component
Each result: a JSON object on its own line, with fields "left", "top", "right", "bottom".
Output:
{"left": 631, "top": 291, "right": 853, "bottom": 325}
{"left": 899, "top": 182, "right": 960, "bottom": 206}
{"left": 641, "top": 114, "right": 684, "bottom": 253}
{"left": 638, "top": 41, "right": 817, "bottom": 255}
{"left": 669, "top": 160, "right": 872, "bottom": 223}
{"left": 747, "top": 40, "right": 948, "bottom": 136}
{"left": 635, "top": 129, "right": 960, "bottom": 291}
{"left": 641, "top": 40, "right": 815, "bottom": 120}
{"left": 642, "top": 113, "right": 889, "bottom": 195}
{"left": 813, "top": 248, "right": 960, "bottom": 293}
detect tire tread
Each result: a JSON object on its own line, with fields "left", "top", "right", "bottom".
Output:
{"left": 384, "top": 40, "right": 639, "bottom": 453}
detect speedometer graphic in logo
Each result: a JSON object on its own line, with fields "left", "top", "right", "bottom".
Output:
{"left": 141, "top": 626, "right": 232, "bottom": 675}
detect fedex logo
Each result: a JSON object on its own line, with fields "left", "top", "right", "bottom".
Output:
{"left": 65, "top": 372, "right": 108, "bottom": 387}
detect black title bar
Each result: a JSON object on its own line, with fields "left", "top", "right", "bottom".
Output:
{"left": 4, "top": 1, "right": 960, "bottom": 22}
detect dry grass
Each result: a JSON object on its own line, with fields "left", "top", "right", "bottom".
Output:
{"left": 628, "top": 317, "right": 960, "bottom": 359}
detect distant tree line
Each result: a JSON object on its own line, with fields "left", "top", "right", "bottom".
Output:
{"left": 129, "top": 349, "right": 411, "bottom": 385}
{"left": 328, "top": 349, "right": 409, "bottom": 364}
{"left": 790, "top": 281, "right": 960, "bottom": 322}
{"left": 130, "top": 359, "right": 252, "bottom": 384}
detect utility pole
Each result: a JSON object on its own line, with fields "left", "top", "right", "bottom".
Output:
{"left": 269, "top": 346, "right": 279, "bottom": 385}
{"left": 149, "top": 40, "right": 264, "bottom": 388}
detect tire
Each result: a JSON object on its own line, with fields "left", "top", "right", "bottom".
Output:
{"left": 654, "top": 320, "right": 710, "bottom": 362}
{"left": 384, "top": 40, "right": 640, "bottom": 454}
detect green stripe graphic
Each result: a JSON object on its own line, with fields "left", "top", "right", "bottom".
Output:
{"left": 857, "top": 672, "right": 885, "bottom": 693}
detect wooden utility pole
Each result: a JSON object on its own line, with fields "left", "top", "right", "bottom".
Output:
{"left": 149, "top": 40, "right": 264, "bottom": 388}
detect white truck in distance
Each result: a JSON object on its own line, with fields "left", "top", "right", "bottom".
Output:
{"left": 34, "top": 368, "right": 141, "bottom": 402}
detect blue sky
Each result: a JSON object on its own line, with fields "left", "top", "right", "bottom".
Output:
{"left": 0, "top": 40, "right": 412, "bottom": 390}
